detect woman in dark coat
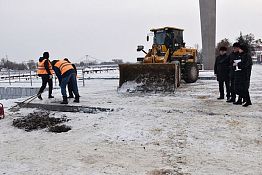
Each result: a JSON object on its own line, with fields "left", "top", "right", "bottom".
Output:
{"left": 233, "top": 45, "right": 253, "bottom": 107}
{"left": 214, "top": 46, "right": 231, "bottom": 100}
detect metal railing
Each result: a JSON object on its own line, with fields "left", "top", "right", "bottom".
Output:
{"left": 0, "top": 69, "right": 37, "bottom": 86}
{"left": 81, "top": 65, "right": 118, "bottom": 87}
{"left": 0, "top": 65, "right": 119, "bottom": 87}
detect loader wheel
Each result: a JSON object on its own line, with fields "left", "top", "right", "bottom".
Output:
{"left": 183, "top": 62, "right": 199, "bottom": 83}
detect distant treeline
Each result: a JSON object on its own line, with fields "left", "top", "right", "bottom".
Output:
{"left": 215, "top": 33, "right": 262, "bottom": 57}
{"left": 197, "top": 32, "right": 262, "bottom": 64}
{"left": 0, "top": 58, "right": 127, "bottom": 70}
{"left": 76, "top": 58, "right": 125, "bottom": 67}
{"left": 0, "top": 59, "right": 34, "bottom": 70}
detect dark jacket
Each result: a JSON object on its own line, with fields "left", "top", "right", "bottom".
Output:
{"left": 237, "top": 52, "right": 252, "bottom": 81}
{"left": 214, "top": 53, "right": 230, "bottom": 82}
{"left": 233, "top": 52, "right": 253, "bottom": 94}
{"left": 228, "top": 52, "right": 239, "bottom": 79}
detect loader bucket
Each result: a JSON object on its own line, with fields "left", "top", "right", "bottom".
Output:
{"left": 118, "top": 63, "right": 179, "bottom": 92}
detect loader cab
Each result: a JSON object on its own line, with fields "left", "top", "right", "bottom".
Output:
{"left": 151, "top": 27, "right": 184, "bottom": 52}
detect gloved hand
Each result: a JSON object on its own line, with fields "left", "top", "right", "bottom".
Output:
{"left": 49, "top": 75, "right": 53, "bottom": 79}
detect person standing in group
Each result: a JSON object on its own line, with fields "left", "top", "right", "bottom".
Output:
{"left": 64, "top": 58, "right": 77, "bottom": 98}
{"left": 233, "top": 44, "right": 253, "bottom": 107}
{"left": 227, "top": 42, "right": 240, "bottom": 103}
{"left": 37, "top": 52, "right": 54, "bottom": 100}
{"left": 214, "top": 46, "right": 231, "bottom": 100}
{"left": 52, "top": 59, "right": 80, "bottom": 104}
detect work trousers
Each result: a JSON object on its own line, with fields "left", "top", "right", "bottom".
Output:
{"left": 38, "top": 75, "right": 53, "bottom": 96}
{"left": 60, "top": 73, "right": 79, "bottom": 97}
{"left": 68, "top": 81, "right": 74, "bottom": 97}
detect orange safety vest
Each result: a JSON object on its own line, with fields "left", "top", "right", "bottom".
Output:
{"left": 54, "top": 60, "right": 74, "bottom": 75}
{"left": 37, "top": 59, "right": 54, "bottom": 75}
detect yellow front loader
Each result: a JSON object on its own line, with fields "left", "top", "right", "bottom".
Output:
{"left": 119, "top": 27, "right": 199, "bottom": 92}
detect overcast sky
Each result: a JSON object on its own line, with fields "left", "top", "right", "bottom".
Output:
{"left": 1, "top": 0, "right": 262, "bottom": 63}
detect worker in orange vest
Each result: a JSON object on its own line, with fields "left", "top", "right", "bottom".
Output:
{"left": 37, "top": 52, "right": 54, "bottom": 100}
{"left": 64, "top": 58, "right": 77, "bottom": 98}
{"left": 52, "top": 59, "right": 80, "bottom": 104}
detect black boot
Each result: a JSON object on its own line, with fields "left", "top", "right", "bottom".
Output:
{"left": 61, "top": 96, "right": 68, "bottom": 104}
{"left": 68, "top": 92, "right": 74, "bottom": 98}
{"left": 37, "top": 93, "right": 43, "bottom": 100}
{"left": 242, "top": 101, "right": 252, "bottom": 107}
{"left": 217, "top": 96, "right": 224, "bottom": 100}
{"left": 242, "top": 96, "right": 252, "bottom": 107}
{"left": 226, "top": 94, "right": 231, "bottom": 101}
{"left": 48, "top": 95, "right": 54, "bottom": 98}
{"left": 226, "top": 98, "right": 235, "bottom": 103}
{"left": 73, "top": 96, "right": 80, "bottom": 103}
{"left": 233, "top": 97, "right": 242, "bottom": 105}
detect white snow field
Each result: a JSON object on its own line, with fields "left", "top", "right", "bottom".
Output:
{"left": 0, "top": 65, "right": 262, "bottom": 175}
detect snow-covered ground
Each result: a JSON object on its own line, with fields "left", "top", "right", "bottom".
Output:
{"left": 0, "top": 65, "right": 262, "bottom": 175}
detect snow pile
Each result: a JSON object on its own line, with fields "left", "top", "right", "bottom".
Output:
{"left": 117, "top": 80, "right": 143, "bottom": 93}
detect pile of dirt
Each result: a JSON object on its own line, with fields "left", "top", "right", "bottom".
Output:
{"left": 48, "top": 124, "right": 71, "bottom": 133}
{"left": 12, "top": 111, "right": 71, "bottom": 132}
{"left": 147, "top": 169, "right": 188, "bottom": 175}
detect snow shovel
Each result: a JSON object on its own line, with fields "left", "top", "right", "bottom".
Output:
{"left": 9, "top": 93, "right": 41, "bottom": 112}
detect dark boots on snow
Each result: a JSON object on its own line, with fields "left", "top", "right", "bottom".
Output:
{"left": 226, "top": 98, "right": 235, "bottom": 103}
{"left": 37, "top": 93, "right": 43, "bottom": 100}
{"left": 61, "top": 96, "right": 68, "bottom": 104}
{"left": 68, "top": 95, "right": 74, "bottom": 98}
{"left": 68, "top": 92, "right": 74, "bottom": 98}
{"left": 233, "top": 98, "right": 242, "bottom": 105}
{"left": 73, "top": 96, "right": 80, "bottom": 103}
{"left": 242, "top": 101, "right": 252, "bottom": 107}
{"left": 61, "top": 95, "right": 79, "bottom": 104}
{"left": 37, "top": 92, "right": 54, "bottom": 100}
{"left": 48, "top": 95, "right": 54, "bottom": 98}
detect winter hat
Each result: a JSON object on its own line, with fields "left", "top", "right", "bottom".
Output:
{"left": 43, "top": 52, "right": 49, "bottom": 59}
{"left": 219, "top": 46, "right": 227, "bottom": 51}
{"left": 233, "top": 42, "right": 240, "bottom": 48}
{"left": 239, "top": 44, "right": 247, "bottom": 52}
{"left": 51, "top": 60, "right": 58, "bottom": 66}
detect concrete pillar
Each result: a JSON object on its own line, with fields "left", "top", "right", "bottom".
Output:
{"left": 199, "top": 0, "right": 216, "bottom": 70}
